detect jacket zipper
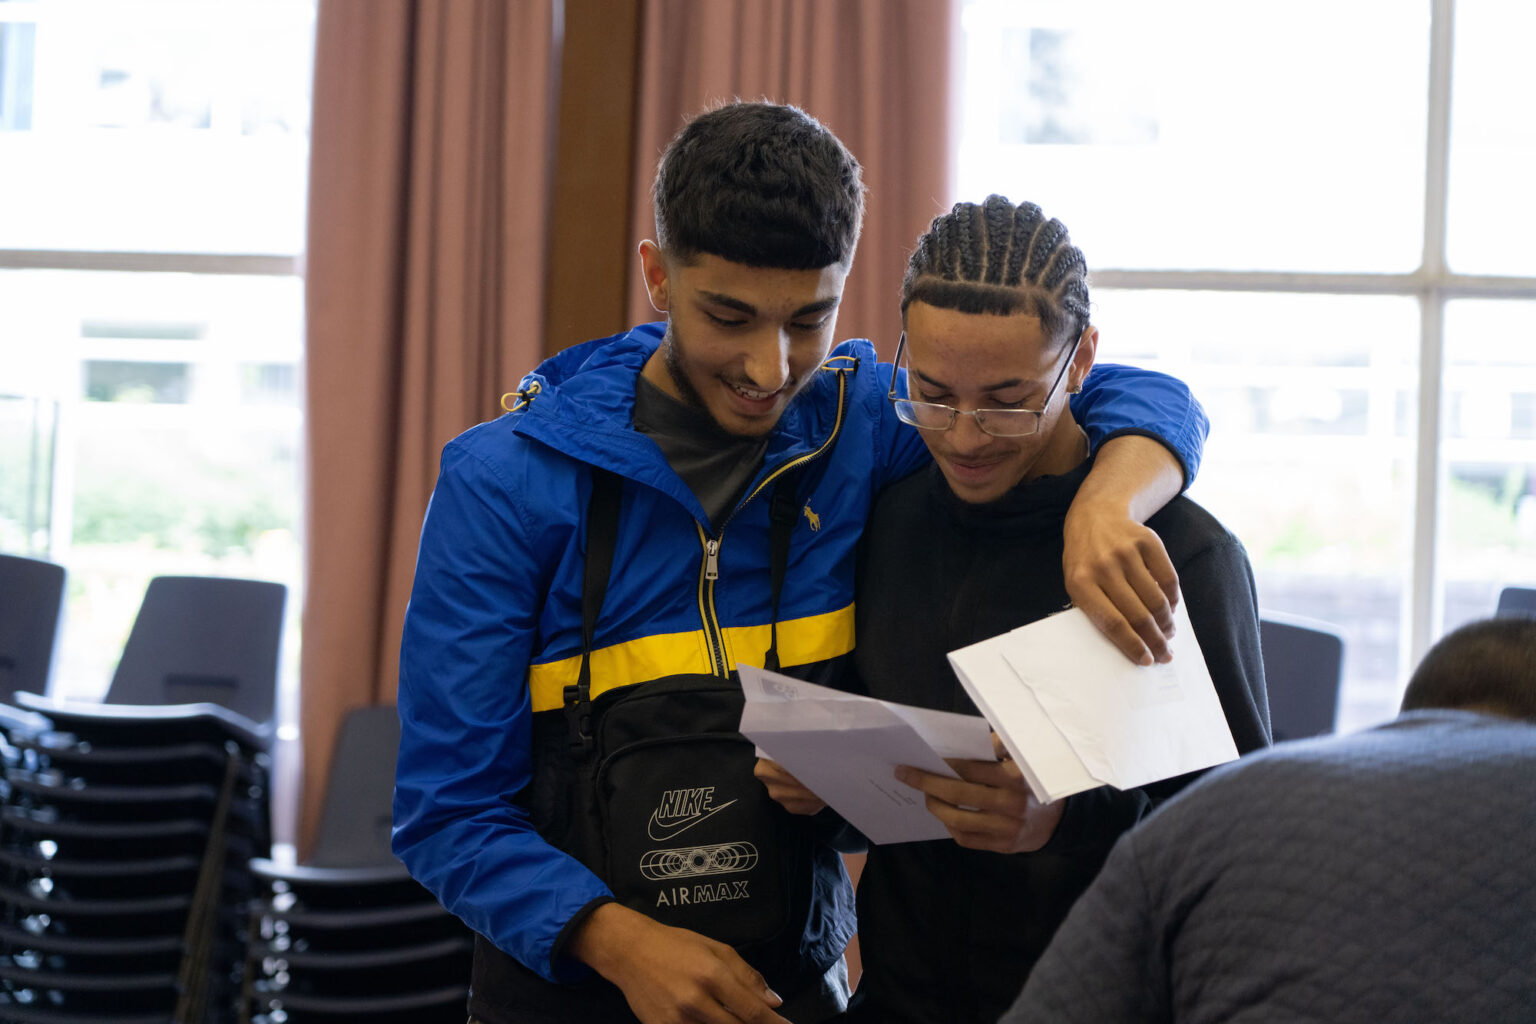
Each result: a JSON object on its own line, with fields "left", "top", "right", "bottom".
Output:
{"left": 694, "top": 366, "right": 853, "bottom": 677}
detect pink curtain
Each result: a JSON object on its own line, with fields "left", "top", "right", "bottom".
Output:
{"left": 627, "top": 0, "right": 958, "bottom": 359}
{"left": 300, "top": 0, "right": 557, "bottom": 851}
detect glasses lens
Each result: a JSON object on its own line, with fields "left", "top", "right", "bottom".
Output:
{"left": 892, "top": 400, "right": 954, "bottom": 430}
{"left": 974, "top": 409, "right": 1041, "bottom": 437}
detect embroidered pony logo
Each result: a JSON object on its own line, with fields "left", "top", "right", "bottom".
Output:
{"left": 802, "top": 504, "right": 821, "bottom": 531}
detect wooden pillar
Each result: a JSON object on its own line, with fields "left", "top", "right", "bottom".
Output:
{"left": 543, "top": 0, "right": 644, "bottom": 355}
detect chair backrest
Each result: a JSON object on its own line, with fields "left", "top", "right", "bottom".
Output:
{"left": 1496, "top": 586, "right": 1536, "bottom": 618}
{"left": 0, "top": 553, "right": 67, "bottom": 702}
{"left": 106, "top": 575, "right": 286, "bottom": 732}
{"left": 1259, "top": 612, "right": 1346, "bottom": 742}
{"left": 307, "top": 704, "right": 402, "bottom": 868}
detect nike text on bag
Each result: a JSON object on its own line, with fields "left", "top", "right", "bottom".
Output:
{"left": 592, "top": 674, "right": 808, "bottom": 946}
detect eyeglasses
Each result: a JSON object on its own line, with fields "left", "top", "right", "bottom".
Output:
{"left": 886, "top": 330, "right": 1082, "bottom": 438}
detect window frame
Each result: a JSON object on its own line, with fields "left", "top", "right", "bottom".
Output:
{"left": 967, "top": 0, "right": 1536, "bottom": 680}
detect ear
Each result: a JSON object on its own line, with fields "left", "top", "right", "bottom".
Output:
{"left": 638, "top": 240, "right": 670, "bottom": 315}
{"left": 1069, "top": 326, "right": 1099, "bottom": 391}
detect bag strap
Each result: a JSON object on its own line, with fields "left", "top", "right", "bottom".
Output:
{"left": 581, "top": 469, "right": 622, "bottom": 673}
{"left": 567, "top": 467, "right": 621, "bottom": 752}
{"left": 568, "top": 466, "right": 799, "bottom": 747}
{"left": 765, "top": 483, "right": 799, "bottom": 672}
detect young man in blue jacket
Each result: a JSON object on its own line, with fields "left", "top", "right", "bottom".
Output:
{"left": 393, "top": 101, "right": 1208, "bottom": 1024}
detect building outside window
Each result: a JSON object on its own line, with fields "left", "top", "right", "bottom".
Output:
{"left": 959, "top": 0, "right": 1536, "bottom": 731}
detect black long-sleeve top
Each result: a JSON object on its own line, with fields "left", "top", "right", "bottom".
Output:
{"left": 845, "top": 459, "right": 1270, "bottom": 1024}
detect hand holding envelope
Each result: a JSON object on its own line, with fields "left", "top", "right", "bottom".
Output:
{"left": 948, "top": 601, "right": 1239, "bottom": 803}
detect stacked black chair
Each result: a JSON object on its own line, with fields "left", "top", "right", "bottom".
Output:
{"left": 1259, "top": 611, "right": 1347, "bottom": 742}
{"left": 2, "top": 575, "right": 285, "bottom": 1024}
{"left": 1496, "top": 585, "right": 1536, "bottom": 618}
{"left": 0, "top": 555, "right": 67, "bottom": 704}
{"left": 243, "top": 705, "right": 472, "bottom": 1024}
{"left": 0, "top": 555, "right": 66, "bottom": 740}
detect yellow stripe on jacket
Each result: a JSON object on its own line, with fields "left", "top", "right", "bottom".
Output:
{"left": 527, "top": 604, "right": 855, "bottom": 712}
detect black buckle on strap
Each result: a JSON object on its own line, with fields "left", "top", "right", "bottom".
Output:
{"left": 563, "top": 683, "right": 594, "bottom": 754}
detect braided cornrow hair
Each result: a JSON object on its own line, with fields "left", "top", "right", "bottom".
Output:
{"left": 901, "top": 194, "right": 1090, "bottom": 348}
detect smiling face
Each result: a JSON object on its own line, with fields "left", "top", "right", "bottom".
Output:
{"left": 903, "top": 300, "right": 1097, "bottom": 504}
{"left": 639, "top": 243, "right": 847, "bottom": 437}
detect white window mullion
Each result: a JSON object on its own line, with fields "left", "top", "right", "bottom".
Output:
{"left": 0, "top": 250, "right": 299, "bottom": 276}
{"left": 1410, "top": 292, "right": 1447, "bottom": 670}
{"left": 1408, "top": 0, "right": 1457, "bottom": 671}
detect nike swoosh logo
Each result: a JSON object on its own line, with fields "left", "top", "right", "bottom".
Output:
{"left": 647, "top": 799, "right": 738, "bottom": 841}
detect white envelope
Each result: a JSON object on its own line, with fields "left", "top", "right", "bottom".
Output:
{"left": 737, "top": 664, "right": 995, "bottom": 845}
{"left": 947, "top": 602, "right": 1238, "bottom": 803}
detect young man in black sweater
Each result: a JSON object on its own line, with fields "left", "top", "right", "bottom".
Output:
{"left": 759, "top": 195, "right": 1272, "bottom": 1023}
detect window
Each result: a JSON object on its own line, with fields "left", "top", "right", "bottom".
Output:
{"left": 0, "top": 1, "right": 314, "bottom": 822}
{"left": 960, "top": 0, "right": 1536, "bottom": 731}
{"left": 0, "top": 0, "right": 312, "bottom": 255}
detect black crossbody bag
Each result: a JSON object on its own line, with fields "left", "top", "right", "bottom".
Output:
{"left": 520, "top": 468, "right": 817, "bottom": 983}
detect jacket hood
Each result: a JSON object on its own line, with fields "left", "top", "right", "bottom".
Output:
{"left": 518, "top": 322, "right": 665, "bottom": 394}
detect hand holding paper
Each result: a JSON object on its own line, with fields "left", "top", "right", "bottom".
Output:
{"left": 752, "top": 757, "right": 827, "bottom": 816}
{"left": 737, "top": 665, "right": 994, "bottom": 844}
{"left": 894, "top": 750, "right": 1067, "bottom": 854}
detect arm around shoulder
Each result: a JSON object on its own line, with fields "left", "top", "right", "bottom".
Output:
{"left": 1064, "top": 365, "right": 1210, "bottom": 665}
{"left": 1064, "top": 435, "right": 1186, "bottom": 665}
{"left": 1071, "top": 363, "right": 1210, "bottom": 489}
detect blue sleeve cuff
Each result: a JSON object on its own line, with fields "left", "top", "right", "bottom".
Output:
{"left": 1071, "top": 363, "right": 1210, "bottom": 489}
{"left": 548, "top": 895, "right": 618, "bottom": 981}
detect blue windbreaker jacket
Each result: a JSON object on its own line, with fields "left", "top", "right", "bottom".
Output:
{"left": 392, "top": 322, "right": 1208, "bottom": 985}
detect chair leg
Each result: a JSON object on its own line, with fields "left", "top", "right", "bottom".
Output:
{"left": 175, "top": 743, "right": 241, "bottom": 1023}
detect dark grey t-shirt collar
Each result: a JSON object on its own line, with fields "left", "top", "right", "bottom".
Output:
{"left": 633, "top": 374, "right": 768, "bottom": 530}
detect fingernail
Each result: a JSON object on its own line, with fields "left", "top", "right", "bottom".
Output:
{"left": 766, "top": 987, "right": 783, "bottom": 1006}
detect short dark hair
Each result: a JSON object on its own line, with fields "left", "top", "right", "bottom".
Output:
{"left": 1400, "top": 617, "right": 1536, "bottom": 721}
{"left": 652, "top": 101, "right": 865, "bottom": 270}
{"left": 901, "top": 194, "right": 1089, "bottom": 348}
